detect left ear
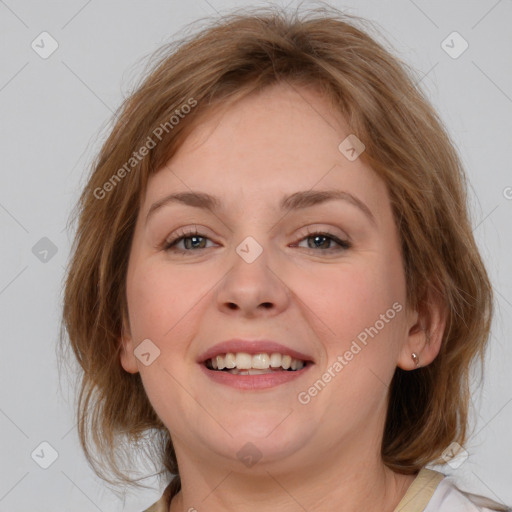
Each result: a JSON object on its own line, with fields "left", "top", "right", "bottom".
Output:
{"left": 397, "top": 285, "right": 448, "bottom": 371}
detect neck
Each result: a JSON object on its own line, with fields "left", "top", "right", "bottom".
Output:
{"left": 169, "top": 431, "right": 417, "bottom": 512}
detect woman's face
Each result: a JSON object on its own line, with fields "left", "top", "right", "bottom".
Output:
{"left": 120, "top": 83, "right": 419, "bottom": 473}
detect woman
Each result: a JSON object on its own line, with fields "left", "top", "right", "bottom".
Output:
{"left": 60, "top": 5, "right": 511, "bottom": 512}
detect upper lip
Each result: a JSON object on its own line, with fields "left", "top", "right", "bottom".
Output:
{"left": 197, "top": 339, "right": 315, "bottom": 364}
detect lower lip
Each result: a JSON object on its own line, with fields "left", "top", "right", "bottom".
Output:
{"left": 199, "top": 363, "right": 313, "bottom": 390}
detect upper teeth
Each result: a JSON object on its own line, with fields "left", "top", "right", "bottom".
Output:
{"left": 208, "top": 352, "right": 305, "bottom": 371}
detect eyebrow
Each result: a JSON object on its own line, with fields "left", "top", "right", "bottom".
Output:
{"left": 145, "top": 189, "right": 377, "bottom": 227}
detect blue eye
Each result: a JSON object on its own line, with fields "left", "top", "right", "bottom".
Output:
{"left": 163, "top": 229, "right": 351, "bottom": 254}
{"left": 294, "top": 231, "right": 351, "bottom": 251}
{"left": 163, "top": 228, "right": 213, "bottom": 252}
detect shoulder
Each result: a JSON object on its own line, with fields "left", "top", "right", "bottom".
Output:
{"left": 424, "top": 475, "right": 511, "bottom": 512}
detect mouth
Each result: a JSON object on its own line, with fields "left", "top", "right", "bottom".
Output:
{"left": 204, "top": 352, "right": 310, "bottom": 375}
{"left": 197, "top": 339, "right": 315, "bottom": 389}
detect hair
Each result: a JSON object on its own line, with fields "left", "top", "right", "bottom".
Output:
{"left": 59, "top": 2, "right": 494, "bottom": 505}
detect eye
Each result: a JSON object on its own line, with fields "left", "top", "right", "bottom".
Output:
{"left": 163, "top": 227, "right": 216, "bottom": 253}
{"left": 292, "top": 230, "right": 351, "bottom": 252}
{"left": 162, "top": 227, "right": 352, "bottom": 254}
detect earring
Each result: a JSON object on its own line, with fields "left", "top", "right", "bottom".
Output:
{"left": 411, "top": 352, "right": 420, "bottom": 368}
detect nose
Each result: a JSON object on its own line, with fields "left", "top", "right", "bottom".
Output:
{"left": 214, "top": 243, "right": 291, "bottom": 318}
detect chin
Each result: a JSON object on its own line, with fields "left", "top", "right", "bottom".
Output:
{"left": 217, "top": 420, "right": 314, "bottom": 464}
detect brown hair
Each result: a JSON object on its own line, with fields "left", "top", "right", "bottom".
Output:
{"left": 59, "top": 3, "right": 493, "bottom": 502}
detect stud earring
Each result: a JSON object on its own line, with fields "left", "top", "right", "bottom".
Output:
{"left": 411, "top": 352, "right": 420, "bottom": 368}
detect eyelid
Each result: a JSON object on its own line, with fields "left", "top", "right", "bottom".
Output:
{"left": 301, "top": 224, "right": 350, "bottom": 242}
{"left": 162, "top": 225, "right": 214, "bottom": 247}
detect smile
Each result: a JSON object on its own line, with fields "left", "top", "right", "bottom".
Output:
{"left": 205, "top": 352, "right": 307, "bottom": 374}
{"left": 200, "top": 352, "right": 312, "bottom": 390}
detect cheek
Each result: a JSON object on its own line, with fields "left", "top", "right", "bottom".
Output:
{"left": 126, "top": 259, "right": 196, "bottom": 343}
{"left": 125, "top": 260, "right": 205, "bottom": 415}
{"left": 126, "top": 256, "right": 227, "bottom": 363}
{"left": 315, "top": 256, "right": 406, "bottom": 360}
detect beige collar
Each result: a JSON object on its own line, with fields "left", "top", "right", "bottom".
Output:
{"left": 393, "top": 468, "right": 445, "bottom": 512}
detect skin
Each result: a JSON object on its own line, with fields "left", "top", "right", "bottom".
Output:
{"left": 120, "top": 83, "right": 446, "bottom": 512}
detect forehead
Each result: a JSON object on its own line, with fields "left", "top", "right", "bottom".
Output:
{"left": 142, "top": 83, "right": 389, "bottom": 220}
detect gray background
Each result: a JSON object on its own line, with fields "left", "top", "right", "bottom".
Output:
{"left": 0, "top": 0, "right": 511, "bottom": 510}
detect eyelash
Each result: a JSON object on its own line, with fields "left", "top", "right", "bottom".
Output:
{"left": 162, "top": 227, "right": 352, "bottom": 254}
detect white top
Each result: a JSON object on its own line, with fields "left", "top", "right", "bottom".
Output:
{"left": 424, "top": 476, "right": 510, "bottom": 512}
